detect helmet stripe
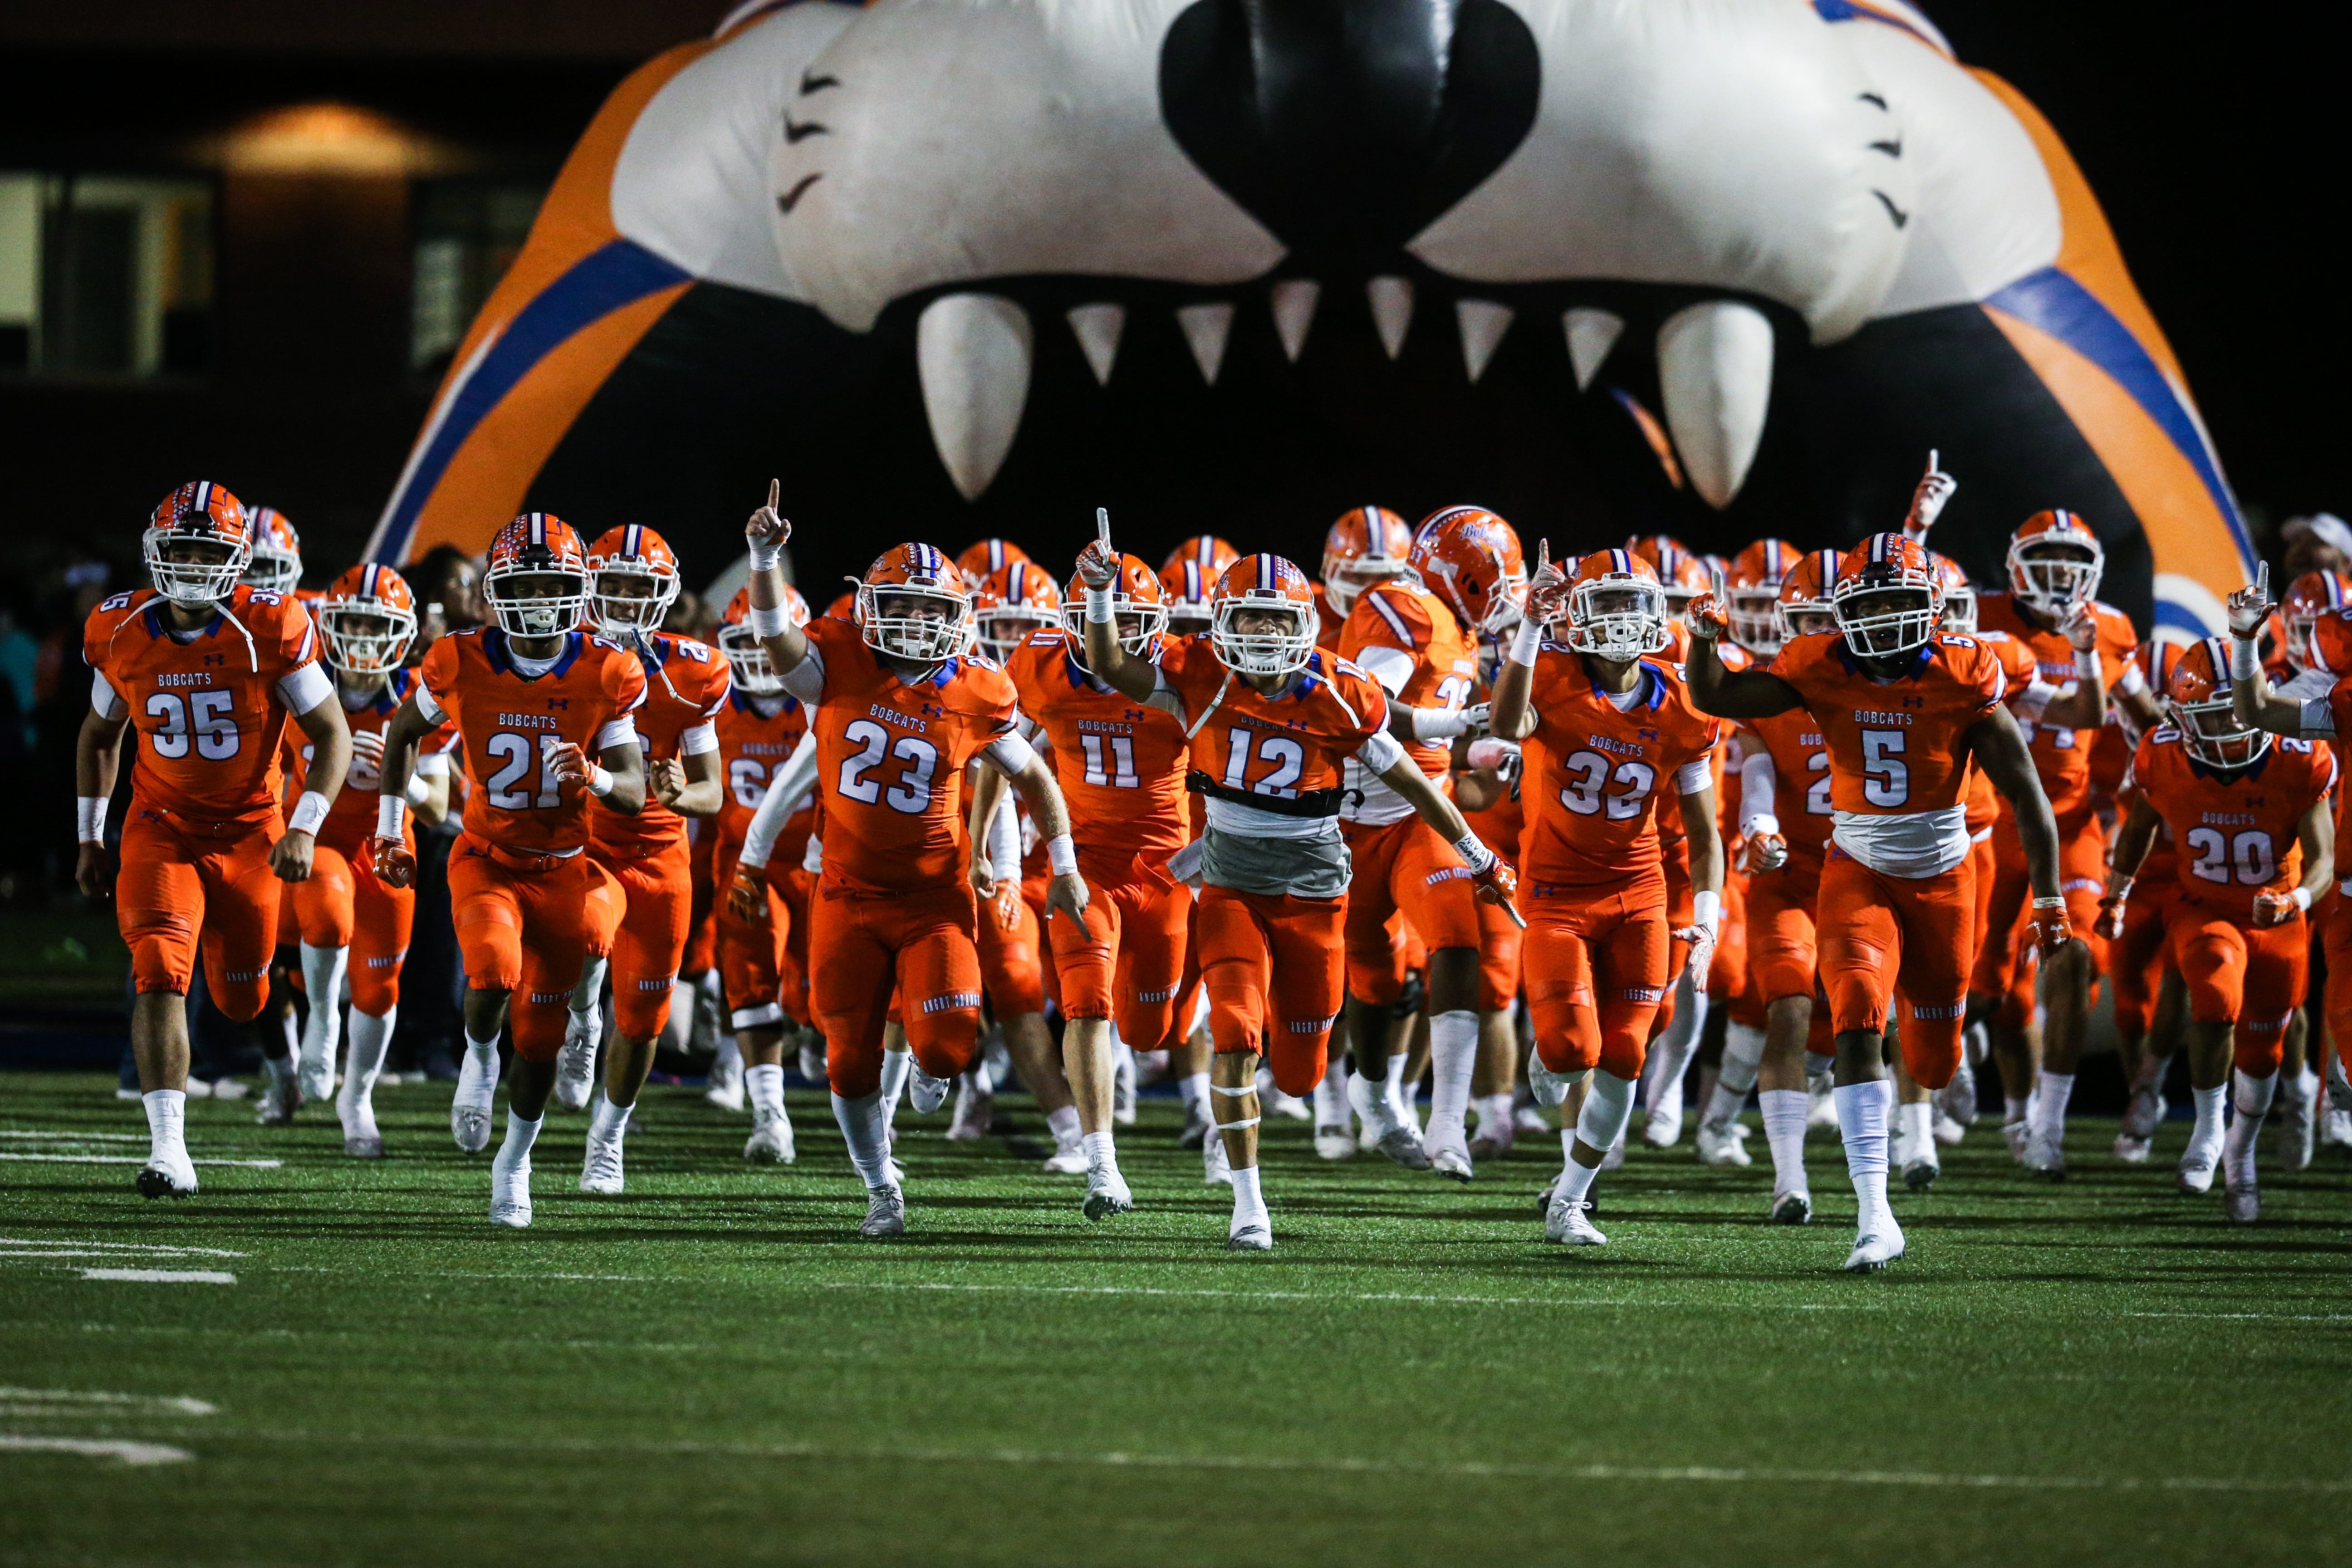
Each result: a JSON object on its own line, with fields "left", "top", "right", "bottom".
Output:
{"left": 990, "top": 540, "right": 1005, "bottom": 570}
{"left": 1366, "top": 510, "right": 1385, "bottom": 560}
{"left": 1258, "top": 554, "right": 1273, "bottom": 592}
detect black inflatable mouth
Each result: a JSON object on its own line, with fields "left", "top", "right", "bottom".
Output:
{"left": 1160, "top": 0, "right": 1542, "bottom": 272}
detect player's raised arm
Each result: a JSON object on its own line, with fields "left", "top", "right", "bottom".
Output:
{"left": 744, "top": 480, "right": 816, "bottom": 690}
{"left": 1684, "top": 592, "right": 1802, "bottom": 718}
{"left": 1489, "top": 539, "right": 1560, "bottom": 741}
{"left": 2227, "top": 564, "right": 2308, "bottom": 735}
{"left": 1076, "top": 510, "right": 1156, "bottom": 701}
{"left": 1965, "top": 703, "right": 2069, "bottom": 950}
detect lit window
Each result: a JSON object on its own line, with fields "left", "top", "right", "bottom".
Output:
{"left": 410, "top": 180, "right": 545, "bottom": 379}
{"left": 0, "top": 172, "right": 214, "bottom": 377}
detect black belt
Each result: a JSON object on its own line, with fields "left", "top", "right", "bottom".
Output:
{"left": 1186, "top": 771, "right": 1358, "bottom": 820}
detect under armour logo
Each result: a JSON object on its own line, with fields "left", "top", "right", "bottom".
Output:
{"left": 547, "top": 697, "right": 569, "bottom": 709}
{"left": 1637, "top": 728, "right": 1659, "bottom": 742}
{"left": 203, "top": 654, "right": 225, "bottom": 667}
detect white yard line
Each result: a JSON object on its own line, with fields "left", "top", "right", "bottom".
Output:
{"left": 0, "top": 1387, "right": 214, "bottom": 1416}
{"left": 819, "top": 1279, "right": 1887, "bottom": 1311}
{"left": 0, "top": 1130, "right": 152, "bottom": 1142}
{"left": 0, "top": 1237, "right": 245, "bottom": 1257}
{"left": 0, "top": 1154, "right": 280, "bottom": 1168}
{"left": 0, "top": 1435, "right": 191, "bottom": 1465}
{"left": 78, "top": 1269, "right": 236, "bottom": 1285}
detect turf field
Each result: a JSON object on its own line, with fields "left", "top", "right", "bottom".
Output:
{"left": 2, "top": 1069, "right": 2347, "bottom": 1567}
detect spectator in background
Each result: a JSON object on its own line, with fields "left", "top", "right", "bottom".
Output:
{"left": 406, "top": 543, "right": 487, "bottom": 652}
{"left": 2282, "top": 512, "right": 2352, "bottom": 579}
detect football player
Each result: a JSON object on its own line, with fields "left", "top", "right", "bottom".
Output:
{"left": 78, "top": 482, "right": 353, "bottom": 1197}
{"left": 2100, "top": 638, "right": 2332, "bottom": 1221}
{"left": 741, "top": 485, "right": 1087, "bottom": 1238}
{"left": 1075, "top": 524, "right": 1514, "bottom": 1250}
{"left": 375, "top": 513, "right": 649, "bottom": 1227}
{"left": 1492, "top": 547, "right": 1723, "bottom": 1246}
{"left": 243, "top": 506, "right": 304, "bottom": 595}
{"left": 1687, "top": 532, "right": 2068, "bottom": 1271}
{"left": 556, "top": 526, "right": 729, "bottom": 1195}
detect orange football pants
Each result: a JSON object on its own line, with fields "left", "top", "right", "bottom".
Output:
{"left": 290, "top": 830, "right": 416, "bottom": 1016}
{"left": 584, "top": 844, "right": 694, "bottom": 1045}
{"left": 682, "top": 821, "right": 718, "bottom": 977}
{"left": 808, "top": 882, "right": 985, "bottom": 1097}
{"left": 1342, "top": 816, "right": 1482, "bottom": 1004}
{"left": 2109, "top": 879, "right": 2182, "bottom": 1042}
{"left": 1049, "top": 853, "right": 1191, "bottom": 1046}
{"left": 716, "top": 858, "right": 790, "bottom": 1032}
{"left": 1523, "top": 883, "right": 1670, "bottom": 1082}
{"left": 1817, "top": 845, "right": 1975, "bottom": 1089}
{"left": 116, "top": 805, "right": 283, "bottom": 1020}
{"left": 1476, "top": 877, "right": 1525, "bottom": 1012}
{"left": 978, "top": 874, "right": 1050, "bottom": 1018}
{"left": 1197, "top": 883, "right": 1346, "bottom": 1097}
{"left": 2322, "top": 890, "right": 2352, "bottom": 1084}
{"left": 2167, "top": 899, "right": 2308, "bottom": 1076}
{"left": 1971, "top": 815, "right": 2109, "bottom": 1022}
{"left": 448, "top": 834, "right": 617, "bottom": 1063}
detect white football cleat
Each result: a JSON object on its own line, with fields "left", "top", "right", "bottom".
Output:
{"left": 256, "top": 1065, "right": 300, "bottom": 1126}
{"left": 1041, "top": 1139, "right": 1089, "bottom": 1175}
{"left": 1769, "top": 1187, "right": 1813, "bottom": 1225}
{"left": 2022, "top": 1124, "right": 2066, "bottom": 1181}
{"left": 908, "top": 1064, "right": 952, "bottom": 1115}
{"left": 579, "top": 1127, "right": 626, "bottom": 1195}
{"left": 2224, "top": 1178, "right": 2260, "bottom": 1225}
{"left": 1227, "top": 1219, "right": 1273, "bottom": 1252}
{"left": 946, "top": 1078, "right": 993, "bottom": 1141}
{"left": 1843, "top": 1215, "right": 1905, "bottom": 1272}
{"left": 1902, "top": 1147, "right": 1940, "bottom": 1192}
{"left": 1931, "top": 1110, "right": 1968, "bottom": 1147}
{"left": 1936, "top": 1056, "right": 1977, "bottom": 1129}
{"left": 1083, "top": 1166, "right": 1134, "bottom": 1220}
{"left": 859, "top": 1184, "right": 906, "bottom": 1238}
{"left": 136, "top": 1147, "right": 199, "bottom": 1200}
{"left": 1112, "top": 1049, "right": 1137, "bottom": 1125}
{"left": 2323, "top": 1106, "right": 2352, "bottom": 1149}
{"left": 552, "top": 1013, "right": 598, "bottom": 1112}
{"left": 1313, "top": 1122, "right": 1356, "bottom": 1161}
{"left": 2121, "top": 1080, "right": 2167, "bottom": 1142}
{"left": 2276, "top": 1075, "right": 2317, "bottom": 1173}
{"left": 2113, "top": 1132, "right": 2153, "bottom": 1164}
{"left": 1546, "top": 1197, "right": 1606, "bottom": 1246}
{"left": 450, "top": 1057, "right": 495, "bottom": 1154}
{"left": 1695, "top": 1119, "right": 1752, "bottom": 1167}
{"left": 296, "top": 1044, "right": 335, "bottom": 1106}
{"left": 338, "top": 1091, "right": 384, "bottom": 1160}
{"left": 1514, "top": 1104, "right": 1553, "bottom": 1135}
{"left": 489, "top": 1153, "right": 532, "bottom": 1228}
{"left": 1642, "top": 1078, "right": 1685, "bottom": 1148}
{"left": 2002, "top": 1118, "right": 2030, "bottom": 1163}
{"left": 1348, "top": 1072, "right": 1433, "bottom": 1170}
{"left": 2177, "top": 1140, "right": 2221, "bottom": 1195}
{"left": 797, "top": 1038, "right": 827, "bottom": 1084}
{"left": 1202, "top": 1131, "right": 1232, "bottom": 1186}
{"left": 743, "top": 1111, "right": 795, "bottom": 1163}
{"left": 704, "top": 1052, "right": 745, "bottom": 1112}
{"left": 1429, "top": 1140, "right": 1474, "bottom": 1183}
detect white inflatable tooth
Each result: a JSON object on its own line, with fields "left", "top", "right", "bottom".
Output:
{"left": 916, "top": 292, "right": 1033, "bottom": 502}
{"left": 1563, "top": 307, "right": 1624, "bottom": 392}
{"left": 1656, "top": 300, "right": 1776, "bottom": 511}
{"left": 1456, "top": 300, "right": 1514, "bottom": 383}
{"left": 1066, "top": 304, "right": 1124, "bottom": 386}
{"left": 1177, "top": 302, "right": 1235, "bottom": 385}
{"left": 1270, "top": 279, "right": 1320, "bottom": 363}
{"left": 1367, "top": 276, "right": 1414, "bottom": 360}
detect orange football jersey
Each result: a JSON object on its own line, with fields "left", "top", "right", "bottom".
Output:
{"left": 418, "top": 627, "right": 650, "bottom": 856}
{"left": 589, "top": 631, "right": 730, "bottom": 858}
{"left": 85, "top": 585, "right": 324, "bottom": 826}
{"left": 802, "top": 615, "right": 1018, "bottom": 897}
{"left": 1338, "top": 577, "right": 1481, "bottom": 803}
{"left": 284, "top": 668, "right": 457, "bottom": 852}
{"left": 1768, "top": 631, "right": 2005, "bottom": 819}
{"left": 714, "top": 687, "right": 812, "bottom": 870}
{"left": 1313, "top": 586, "right": 1347, "bottom": 654}
{"left": 1738, "top": 707, "right": 1834, "bottom": 868}
{"left": 1005, "top": 628, "right": 1190, "bottom": 867}
{"left": 1974, "top": 590, "right": 2140, "bottom": 825}
{"left": 1156, "top": 635, "right": 1389, "bottom": 812}
{"left": 2131, "top": 728, "right": 2334, "bottom": 921}
{"left": 1520, "top": 644, "right": 1720, "bottom": 892}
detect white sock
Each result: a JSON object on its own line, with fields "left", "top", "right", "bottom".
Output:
{"left": 298, "top": 943, "right": 348, "bottom": 1069}
{"left": 570, "top": 955, "right": 609, "bottom": 1019}
{"left": 275, "top": 999, "right": 299, "bottom": 1061}
{"left": 495, "top": 1109, "right": 541, "bottom": 1171}
{"left": 1180, "top": 1069, "right": 1211, "bottom": 1118}
{"left": 1312, "top": 1059, "right": 1348, "bottom": 1128}
{"left": 264, "top": 1052, "right": 296, "bottom": 1092}
{"left": 1834, "top": 1079, "right": 1894, "bottom": 1226}
{"left": 589, "top": 1091, "right": 633, "bottom": 1141}
{"left": 878, "top": 1046, "right": 912, "bottom": 1115}
{"left": 967, "top": 1054, "right": 995, "bottom": 1095}
{"left": 1425, "top": 1009, "right": 1478, "bottom": 1145}
{"left": 1229, "top": 1163, "right": 1268, "bottom": 1230}
{"left": 2225, "top": 1069, "right": 2277, "bottom": 1183}
{"left": 1644, "top": 975, "right": 1708, "bottom": 1114}
{"left": 1475, "top": 1091, "right": 1513, "bottom": 1136}
{"left": 1575, "top": 1069, "right": 1638, "bottom": 1160}
{"left": 663, "top": 976, "right": 696, "bottom": 1055}
{"left": 1381, "top": 1044, "right": 1408, "bottom": 1109}
{"left": 2032, "top": 1070, "right": 2075, "bottom": 1137}
{"left": 1560, "top": 1126, "right": 1577, "bottom": 1167}
{"left": 713, "top": 1033, "right": 743, "bottom": 1076}
{"left": 1759, "top": 1088, "right": 1809, "bottom": 1193}
{"left": 340, "top": 1005, "right": 394, "bottom": 1120}
{"left": 831, "top": 1088, "right": 893, "bottom": 1189}
{"left": 2004, "top": 1093, "right": 2029, "bottom": 1125}
{"left": 2189, "top": 1083, "right": 2227, "bottom": 1152}
{"left": 1046, "top": 1103, "right": 1082, "bottom": 1149}
{"left": 746, "top": 1062, "right": 786, "bottom": 1119}
{"left": 142, "top": 1088, "right": 186, "bottom": 1161}
{"left": 1083, "top": 1128, "right": 1119, "bottom": 1175}
{"left": 464, "top": 1025, "right": 501, "bottom": 1070}
{"left": 2285, "top": 1065, "right": 2319, "bottom": 1105}
{"left": 1707, "top": 1021, "right": 1768, "bottom": 1127}
{"left": 1898, "top": 1098, "right": 1933, "bottom": 1151}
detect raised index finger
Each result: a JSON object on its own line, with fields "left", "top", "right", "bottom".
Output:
{"left": 2256, "top": 560, "right": 2269, "bottom": 603}
{"left": 1096, "top": 506, "right": 1113, "bottom": 552}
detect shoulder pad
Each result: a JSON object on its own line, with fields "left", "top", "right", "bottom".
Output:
{"left": 98, "top": 591, "right": 136, "bottom": 613}
{"left": 2282, "top": 736, "right": 2314, "bottom": 755}
{"left": 588, "top": 633, "right": 629, "bottom": 655}
{"left": 675, "top": 638, "right": 713, "bottom": 662}
{"left": 1937, "top": 634, "right": 1978, "bottom": 649}
{"left": 965, "top": 651, "right": 1001, "bottom": 671}
{"left": 247, "top": 589, "right": 285, "bottom": 608}
{"left": 1027, "top": 628, "right": 1066, "bottom": 646}
{"left": 2150, "top": 725, "right": 2182, "bottom": 743}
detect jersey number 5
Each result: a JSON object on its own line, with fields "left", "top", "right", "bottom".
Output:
{"left": 838, "top": 718, "right": 938, "bottom": 815}
{"left": 1860, "top": 730, "right": 1908, "bottom": 808}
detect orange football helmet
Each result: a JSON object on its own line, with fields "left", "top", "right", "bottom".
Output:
{"left": 1930, "top": 552, "right": 1977, "bottom": 633}
{"left": 1411, "top": 505, "right": 1526, "bottom": 635}
{"left": 2282, "top": 569, "right": 2352, "bottom": 671}
{"left": 971, "top": 559, "right": 1063, "bottom": 661}
{"left": 1562, "top": 549, "right": 1671, "bottom": 662}
{"left": 956, "top": 539, "right": 1031, "bottom": 589}
{"left": 243, "top": 506, "right": 302, "bottom": 594}
{"left": 1319, "top": 505, "right": 1414, "bottom": 614}
{"left": 2008, "top": 508, "right": 2103, "bottom": 617}
{"left": 1061, "top": 552, "right": 1168, "bottom": 656}
{"left": 1161, "top": 559, "right": 1217, "bottom": 634}
{"left": 824, "top": 589, "right": 860, "bottom": 624}
{"left": 586, "top": 524, "right": 682, "bottom": 637}
{"left": 318, "top": 563, "right": 418, "bottom": 678}
{"left": 1725, "top": 538, "right": 1800, "bottom": 655}
{"left": 1833, "top": 533, "right": 1943, "bottom": 657}
{"left": 1774, "top": 549, "right": 1843, "bottom": 646}
{"left": 856, "top": 543, "right": 970, "bottom": 663}
{"left": 484, "top": 513, "right": 592, "bottom": 638}
{"left": 1163, "top": 535, "right": 1240, "bottom": 578}
{"left": 2168, "top": 636, "right": 2269, "bottom": 769}
{"left": 1210, "top": 554, "right": 1319, "bottom": 676}
{"left": 144, "top": 480, "right": 252, "bottom": 605}
{"left": 719, "top": 583, "right": 808, "bottom": 693}
{"left": 1626, "top": 535, "right": 1711, "bottom": 616}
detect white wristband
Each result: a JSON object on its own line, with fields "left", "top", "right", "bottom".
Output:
{"left": 749, "top": 539, "right": 781, "bottom": 572}
{"left": 1693, "top": 889, "right": 1721, "bottom": 931}
{"left": 1741, "top": 813, "right": 1780, "bottom": 841}
{"left": 2074, "top": 644, "right": 2100, "bottom": 680}
{"left": 1509, "top": 617, "right": 1545, "bottom": 669}
{"left": 404, "top": 772, "right": 433, "bottom": 807}
{"left": 1452, "top": 833, "right": 1495, "bottom": 874}
{"left": 2293, "top": 886, "right": 2313, "bottom": 911}
{"left": 1046, "top": 832, "right": 1078, "bottom": 878}
{"left": 377, "top": 793, "right": 407, "bottom": 839}
{"left": 2231, "top": 636, "right": 2259, "bottom": 680}
{"left": 287, "top": 790, "right": 331, "bottom": 838}
{"left": 76, "top": 795, "right": 108, "bottom": 845}
{"left": 749, "top": 603, "right": 789, "bottom": 638}
{"left": 1085, "top": 586, "right": 1115, "bottom": 625}
{"left": 586, "top": 764, "right": 616, "bottom": 798}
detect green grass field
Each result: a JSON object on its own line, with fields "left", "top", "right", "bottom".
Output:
{"left": 3, "top": 1068, "right": 2348, "bottom": 1567}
